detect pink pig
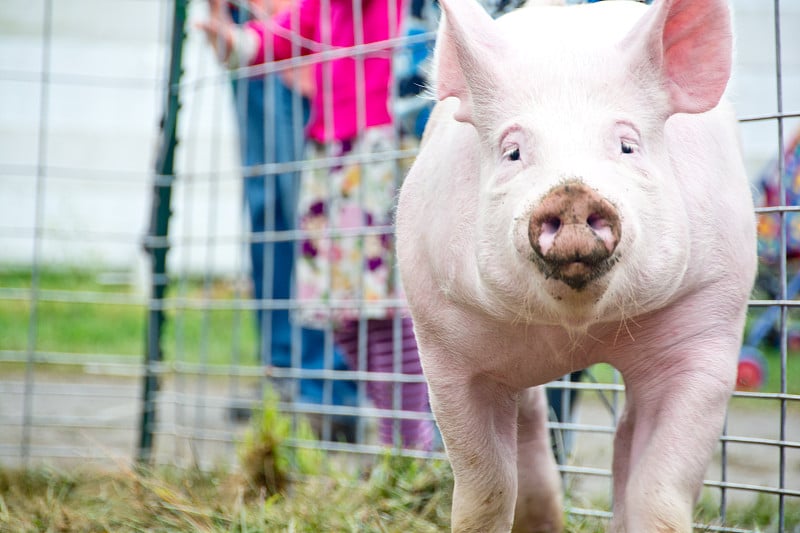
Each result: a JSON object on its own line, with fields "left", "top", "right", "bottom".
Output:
{"left": 395, "top": 0, "right": 757, "bottom": 531}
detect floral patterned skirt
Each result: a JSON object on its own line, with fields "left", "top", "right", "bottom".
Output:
{"left": 294, "top": 126, "right": 402, "bottom": 327}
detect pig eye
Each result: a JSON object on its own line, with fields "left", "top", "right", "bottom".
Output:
{"left": 503, "top": 146, "right": 521, "bottom": 162}
{"left": 620, "top": 140, "right": 636, "bottom": 155}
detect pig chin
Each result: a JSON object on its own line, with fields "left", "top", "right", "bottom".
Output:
{"left": 531, "top": 253, "right": 619, "bottom": 292}
{"left": 535, "top": 259, "right": 616, "bottom": 307}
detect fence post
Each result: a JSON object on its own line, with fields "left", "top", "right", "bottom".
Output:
{"left": 138, "top": 0, "right": 187, "bottom": 464}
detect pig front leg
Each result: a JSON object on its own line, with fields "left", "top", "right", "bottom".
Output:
{"left": 609, "top": 343, "right": 739, "bottom": 533}
{"left": 427, "top": 372, "right": 563, "bottom": 533}
{"left": 514, "top": 386, "right": 564, "bottom": 532}
{"left": 427, "top": 374, "right": 519, "bottom": 532}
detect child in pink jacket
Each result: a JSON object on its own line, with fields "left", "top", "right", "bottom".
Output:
{"left": 200, "top": 0, "right": 434, "bottom": 450}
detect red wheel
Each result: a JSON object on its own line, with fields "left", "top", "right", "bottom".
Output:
{"left": 737, "top": 348, "right": 767, "bottom": 391}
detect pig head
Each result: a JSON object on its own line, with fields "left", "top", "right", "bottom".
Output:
{"left": 395, "top": 0, "right": 757, "bottom": 532}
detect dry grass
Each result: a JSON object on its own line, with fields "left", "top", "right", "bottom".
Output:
{"left": 2, "top": 455, "right": 797, "bottom": 532}
{"left": 0, "top": 388, "right": 457, "bottom": 533}
{"left": 0, "top": 387, "right": 795, "bottom": 532}
{"left": 0, "top": 456, "right": 456, "bottom": 532}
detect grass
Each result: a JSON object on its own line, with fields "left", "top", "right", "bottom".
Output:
{"left": 1, "top": 465, "right": 795, "bottom": 533}
{"left": 694, "top": 490, "right": 800, "bottom": 532}
{"left": 0, "top": 266, "right": 258, "bottom": 365}
{"left": 0, "top": 388, "right": 456, "bottom": 532}
{"left": 0, "top": 384, "right": 795, "bottom": 533}
{"left": 0, "top": 460, "right": 455, "bottom": 533}
{"left": 0, "top": 394, "right": 797, "bottom": 533}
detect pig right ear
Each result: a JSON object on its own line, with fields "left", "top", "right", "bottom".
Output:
{"left": 434, "top": 0, "right": 509, "bottom": 125}
{"left": 622, "top": 0, "right": 733, "bottom": 115}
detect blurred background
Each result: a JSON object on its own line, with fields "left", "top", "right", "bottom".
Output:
{"left": 1, "top": 0, "right": 800, "bottom": 530}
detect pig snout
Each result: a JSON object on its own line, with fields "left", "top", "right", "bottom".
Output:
{"left": 528, "top": 182, "right": 621, "bottom": 290}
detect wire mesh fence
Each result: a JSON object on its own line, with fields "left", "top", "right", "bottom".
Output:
{"left": 1, "top": 0, "right": 799, "bottom": 530}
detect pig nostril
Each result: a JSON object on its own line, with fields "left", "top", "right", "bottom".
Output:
{"left": 542, "top": 217, "right": 561, "bottom": 236}
{"left": 587, "top": 213, "right": 607, "bottom": 231}
{"left": 587, "top": 212, "right": 618, "bottom": 253}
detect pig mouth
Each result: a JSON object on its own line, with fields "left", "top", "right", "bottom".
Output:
{"left": 531, "top": 248, "right": 619, "bottom": 291}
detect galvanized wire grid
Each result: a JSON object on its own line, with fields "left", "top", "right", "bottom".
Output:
{"left": 0, "top": 0, "right": 798, "bottom": 530}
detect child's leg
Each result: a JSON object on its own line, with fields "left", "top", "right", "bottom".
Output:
{"left": 368, "top": 317, "right": 434, "bottom": 450}
{"left": 335, "top": 317, "right": 433, "bottom": 449}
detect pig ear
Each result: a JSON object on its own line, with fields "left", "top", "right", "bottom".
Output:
{"left": 434, "top": 0, "right": 509, "bottom": 124}
{"left": 622, "top": 0, "right": 733, "bottom": 115}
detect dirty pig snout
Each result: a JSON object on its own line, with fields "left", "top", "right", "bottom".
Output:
{"left": 528, "top": 182, "right": 621, "bottom": 291}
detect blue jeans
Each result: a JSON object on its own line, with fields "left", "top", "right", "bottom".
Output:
{"left": 232, "top": 74, "right": 358, "bottom": 407}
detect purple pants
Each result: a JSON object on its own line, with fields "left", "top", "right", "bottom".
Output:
{"left": 335, "top": 316, "right": 434, "bottom": 450}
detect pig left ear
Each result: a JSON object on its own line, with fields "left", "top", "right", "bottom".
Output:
{"left": 434, "top": 0, "right": 510, "bottom": 125}
{"left": 622, "top": 0, "right": 733, "bottom": 115}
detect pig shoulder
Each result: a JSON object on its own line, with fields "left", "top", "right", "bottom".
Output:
{"left": 665, "top": 100, "right": 757, "bottom": 300}
{"left": 396, "top": 98, "right": 487, "bottom": 313}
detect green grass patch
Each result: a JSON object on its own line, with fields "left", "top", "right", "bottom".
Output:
{"left": 0, "top": 298, "right": 146, "bottom": 356}
{"left": 0, "top": 266, "right": 258, "bottom": 365}
{"left": 695, "top": 489, "right": 800, "bottom": 531}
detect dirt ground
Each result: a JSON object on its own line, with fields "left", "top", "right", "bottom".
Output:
{"left": 1, "top": 368, "right": 798, "bottom": 512}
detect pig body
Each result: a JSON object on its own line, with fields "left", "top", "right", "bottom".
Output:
{"left": 395, "top": 1, "right": 757, "bottom": 532}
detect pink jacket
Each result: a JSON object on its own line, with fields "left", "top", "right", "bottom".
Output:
{"left": 246, "top": 0, "right": 405, "bottom": 143}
